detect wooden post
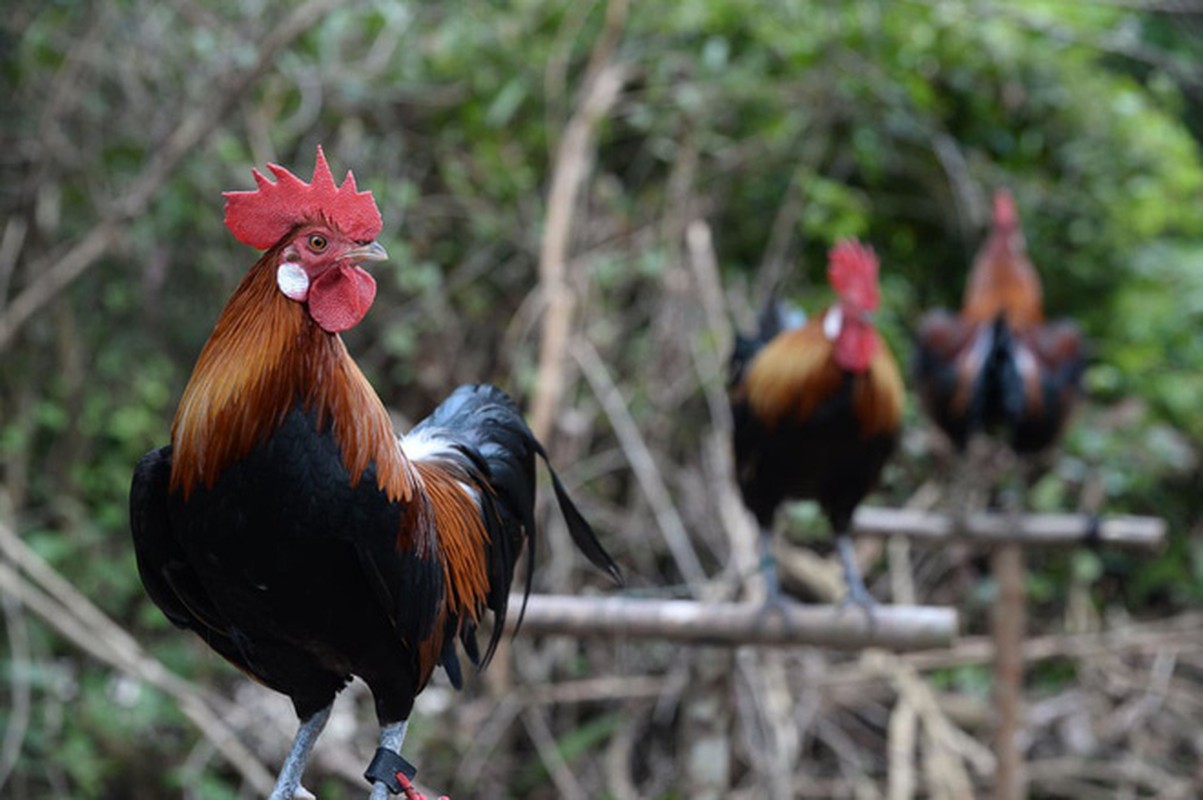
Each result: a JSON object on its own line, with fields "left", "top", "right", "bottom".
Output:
{"left": 992, "top": 543, "right": 1026, "bottom": 800}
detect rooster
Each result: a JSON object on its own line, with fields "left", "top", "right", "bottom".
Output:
{"left": 914, "top": 189, "right": 1085, "bottom": 456}
{"left": 129, "top": 148, "right": 621, "bottom": 800}
{"left": 729, "top": 241, "right": 904, "bottom": 609}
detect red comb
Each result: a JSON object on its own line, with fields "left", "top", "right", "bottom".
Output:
{"left": 827, "top": 239, "right": 880, "bottom": 312}
{"left": 223, "top": 145, "right": 382, "bottom": 250}
{"left": 993, "top": 189, "right": 1018, "bottom": 229}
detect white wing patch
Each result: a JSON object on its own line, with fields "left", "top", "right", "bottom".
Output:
{"left": 399, "top": 428, "right": 482, "bottom": 503}
{"left": 399, "top": 427, "right": 460, "bottom": 463}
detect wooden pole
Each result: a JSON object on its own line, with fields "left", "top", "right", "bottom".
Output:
{"left": 851, "top": 507, "right": 1164, "bottom": 550}
{"left": 992, "top": 543, "right": 1026, "bottom": 800}
{"left": 505, "top": 595, "right": 957, "bottom": 651}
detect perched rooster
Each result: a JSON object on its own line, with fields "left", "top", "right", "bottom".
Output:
{"left": 130, "top": 148, "right": 621, "bottom": 800}
{"left": 914, "top": 190, "right": 1085, "bottom": 455}
{"left": 729, "top": 241, "right": 904, "bottom": 608}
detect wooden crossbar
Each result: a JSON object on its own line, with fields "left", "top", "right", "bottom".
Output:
{"left": 852, "top": 507, "right": 1165, "bottom": 550}
{"left": 505, "top": 594, "right": 957, "bottom": 651}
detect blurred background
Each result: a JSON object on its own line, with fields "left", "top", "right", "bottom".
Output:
{"left": 2, "top": 0, "right": 1202, "bottom": 797}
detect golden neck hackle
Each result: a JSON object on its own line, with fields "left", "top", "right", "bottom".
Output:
{"left": 169, "top": 251, "right": 413, "bottom": 506}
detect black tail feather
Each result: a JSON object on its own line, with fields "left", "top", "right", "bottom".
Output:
{"left": 408, "top": 383, "right": 621, "bottom": 676}
{"left": 541, "top": 445, "right": 623, "bottom": 585}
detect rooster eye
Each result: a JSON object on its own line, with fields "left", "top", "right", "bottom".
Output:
{"left": 307, "top": 234, "right": 328, "bottom": 252}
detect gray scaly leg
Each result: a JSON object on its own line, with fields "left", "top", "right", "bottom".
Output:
{"left": 836, "top": 533, "right": 876, "bottom": 624}
{"left": 758, "top": 525, "right": 783, "bottom": 607}
{"left": 268, "top": 705, "right": 332, "bottom": 800}
{"left": 368, "top": 721, "right": 410, "bottom": 800}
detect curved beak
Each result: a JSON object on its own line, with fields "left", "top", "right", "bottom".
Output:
{"left": 343, "top": 241, "right": 389, "bottom": 266}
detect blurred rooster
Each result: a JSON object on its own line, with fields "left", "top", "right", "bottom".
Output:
{"left": 130, "top": 148, "right": 621, "bottom": 800}
{"left": 729, "top": 241, "right": 904, "bottom": 609}
{"left": 914, "top": 190, "right": 1085, "bottom": 456}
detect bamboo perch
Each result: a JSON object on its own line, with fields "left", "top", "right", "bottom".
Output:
{"left": 505, "top": 595, "right": 957, "bottom": 651}
{"left": 851, "top": 507, "right": 1164, "bottom": 550}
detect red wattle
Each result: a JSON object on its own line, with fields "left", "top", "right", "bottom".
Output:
{"left": 307, "top": 265, "right": 377, "bottom": 332}
{"left": 834, "top": 321, "right": 879, "bottom": 373}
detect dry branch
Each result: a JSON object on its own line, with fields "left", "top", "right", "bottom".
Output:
{"left": 573, "top": 338, "right": 709, "bottom": 592}
{"left": 851, "top": 506, "right": 1164, "bottom": 550}
{"left": 527, "top": 40, "right": 629, "bottom": 442}
{"left": 505, "top": 594, "right": 957, "bottom": 650}
{"left": 685, "top": 220, "right": 761, "bottom": 601}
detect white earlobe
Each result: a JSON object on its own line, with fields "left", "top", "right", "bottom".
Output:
{"left": 823, "top": 306, "right": 843, "bottom": 340}
{"left": 277, "top": 263, "right": 310, "bottom": 301}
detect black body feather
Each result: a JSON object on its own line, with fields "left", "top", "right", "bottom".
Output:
{"left": 728, "top": 303, "right": 897, "bottom": 534}
{"left": 732, "top": 382, "right": 897, "bottom": 533}
{"left": 913, "top": 313, "right": 1086, "bottom": 454}
{"left": 131, "top": 384, "right": 620, "bottom": 725}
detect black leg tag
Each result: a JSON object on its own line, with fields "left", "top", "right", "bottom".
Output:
{"left": 364, "top": 747, "right": 418, "bottom": 793}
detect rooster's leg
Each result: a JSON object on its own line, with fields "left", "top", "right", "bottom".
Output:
{"left": 366, "top": 721, "right": 450, "bottom": 800}
{"left": 268, "top": 705, "right": 331, "bottom": 800}
{"left": 836, "top": 533, "right": 876, "bottom": 622}
{"left": 368, "top": 721, "right": 408, "bottom": 800}
{"left": 758, "top": 525, "right": 783, "bottom": 606}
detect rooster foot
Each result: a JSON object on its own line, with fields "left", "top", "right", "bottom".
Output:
{"left": 753, "top": 589, "right": 798, "bottom": 635}
{"left": 396, "top": 772, "right": 449, "bottom": 800}
{"left": 836, "top": 567, "right": 878, "bottom": 634}
{"left": 837, "top": 579, "right": 878, "bottom": 629}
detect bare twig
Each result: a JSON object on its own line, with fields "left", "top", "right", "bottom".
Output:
{"left": 0, "top": 593, "right": 31, "bottom": 791}
{"left": 0, "top": 0, "right": 345, "bottom": 353}
{"left": 521, "top": 675, "right": 668, "bottom": 706}
{"left": 685, "top": 219, "right": 761, "bottom": 600}
{"left": 521, "top": 708, "right": 587, "bottom": 800}
{"left": 868, "top": 652, "right": 994, "bottom": 796}
{"left": 887, "top": 692, "right": 918, "bottom": 800}
{"left": 572, "top": 338, "right": 710, "bottom": 592}
{"left": 683, "top": 649, "right": 734, "bottom": 800}
{"left": 1027, "top": 755, "right": 1196, "bottom": 799}
{"left": 505, "top": 594, "right": 958, "bottom": 650}
{"left": 0, "top": 218, "right": 28, "bottom": 306}
{"left": 735, "top": 649, "right": 796, "bottom": 800}
{"left": 528, "top": 0, "right": 629, "bottom": 442}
